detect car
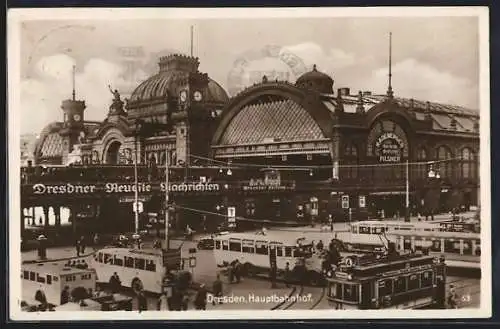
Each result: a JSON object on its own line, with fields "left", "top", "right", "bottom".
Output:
{"left": 196, "top": 235, "right": 215, "bottom": 250}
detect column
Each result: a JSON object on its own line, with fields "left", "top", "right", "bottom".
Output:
{"left": 69, "top": 205, "right": 77, "bottom": 236}
{"left": 20, "top": 206, "right": 25, "bottom": 233}
{"left": 43, "top": 206, "right": 50, "bottom": 228}
{"left": 55, "top": 205, "right": 61, "bottom": 229}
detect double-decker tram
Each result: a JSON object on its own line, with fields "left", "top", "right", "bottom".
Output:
{"left": 212, "top": 231, "right": 325, "bottom": 285}
{"left": 325, "top": 251, "right": 447, "bottom": 310}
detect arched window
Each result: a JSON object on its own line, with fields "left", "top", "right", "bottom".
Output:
{"left": 159, "top": 151, "right": 166, "bottom": 166}
{"left": 344, "top": 143, "right": 358, "bottom": 179}
{"left": 149, "top": 153, "right": 157, "bottom": 166}
{"left": 461, "top": 148, "right": 475, "bottom": 179}
{"left": 437, "top": 146, "right": 453, "bottom": 178}
{"left": 417, "top": 147, "right": 427, "bottom": 179}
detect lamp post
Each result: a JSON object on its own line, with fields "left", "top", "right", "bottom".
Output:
{"left": 133, "top": 122, "right": 141, "bottom": 237}
{"left": 427, "top": 165, "right": 441, "bottom": 221}
{"left": 405, "top": 160, "right": 410, "bottom": 222}
{"left": 164, "top": 150, "right": 170, "bottom": 251}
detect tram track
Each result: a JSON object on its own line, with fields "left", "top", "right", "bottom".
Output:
{"left": 271, "top": 284, "right": 326, "bottom": 310}
{"left": 309, "top": 287, "right": 326, "bottom": 310}
{"left": 282, "top": 285, "right": 304, "bottom": 310}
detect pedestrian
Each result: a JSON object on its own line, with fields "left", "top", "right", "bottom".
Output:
{"left": 270, "top": 262, "right": 278, "bottom": 289}
{"left": 181, "top": 294, "right": 189, "bottom": 311}
{"left": 80, "top": 236, "right": 86, "bottom": 255}
{"left": 194, "top": 284, "right": 207, "bottom": 310}
{"left": 447, "top": 285, "right": 458, "bottom": 309}
{"left": 228, "top": 263, "right": 234, "bottom": 284}
{"left": 35, "top": 289, "right": 48, "bottom": 309}
{"left": 60, "top": 286, "right": 70, "bottom": 305}
{"left": 157, "top": 292, "right": 169, "bottom": 311}
{"left": 234, "top": 260, "right": 242, "bottom": 283}
{"left": 109, "top": 272, "right": 121, "bottom": 294}
{"left": 138, "top": 290, "right": 148, "bottom": 311}
{"left": 212, "top": 274, "right": 223, "bottom": 305}
{"left": 93, "top": 233, "right": 99, "bottom": 249}
{"left": 284, "top": 262, "right": 291, "bottom": 288}
{"left": 317, "top": 240, "right": 324, "bottom": 251}
{"left": 75, "top": 239, "right": 81, "bottom": 257}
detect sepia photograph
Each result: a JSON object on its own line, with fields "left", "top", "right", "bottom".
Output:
{"left": 7, "top": 7, "right": 491, "bottom": 320}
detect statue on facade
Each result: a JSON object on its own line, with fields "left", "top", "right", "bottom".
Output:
{"left": 108, "top": 85, "right": 125, "bottom": 115}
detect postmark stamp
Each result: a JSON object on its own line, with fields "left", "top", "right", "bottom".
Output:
{"left": 8, "top": 7, "right": 491, "bottom": 321}
{"left": 227, "top": 44, "right": 308, "bottom": 95}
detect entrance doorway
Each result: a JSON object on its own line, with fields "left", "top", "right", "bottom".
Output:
{"left": 105, "top": 141, "right": 122, "bottom": 164}
{"left": 371, "top": 194, "right": 405, "bottom": 219}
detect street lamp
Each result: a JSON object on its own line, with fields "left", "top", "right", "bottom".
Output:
{"left": 404, "top": 160, "right": 410, "bottom": 222}
{"left": 426, "top": 165, "right": 441, "bottom": 221}
{"left": 133, "top": 120, "right": 142, "bottom": 238}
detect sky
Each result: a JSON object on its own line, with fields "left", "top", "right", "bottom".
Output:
{"left": 17, "top": 15, "right": 480, "bottom": 134}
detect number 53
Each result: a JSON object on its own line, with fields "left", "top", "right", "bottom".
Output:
{"left": 461, "top": 294, "right": 471, "bottom": 302}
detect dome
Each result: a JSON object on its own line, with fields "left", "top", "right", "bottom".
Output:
{"left": 295, "top": 64, "right": 334, "bottom": 94}
{"left": 129, "top": 54, "right": 228, "bottom": 104}
{"left": 207, "top": 80, "right": 229, "bottom": 103}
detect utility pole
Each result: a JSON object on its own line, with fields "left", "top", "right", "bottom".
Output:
{"left": 164, "top": 152, "right": 170, "bottom": 251}
{"left": 134, "top": 128, "right": 139, "bottom": 235}
{"left": 405, "top": 160, "right": 410, "bottom": 222}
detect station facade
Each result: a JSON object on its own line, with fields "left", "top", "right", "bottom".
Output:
{"left": 24, "top": 55, "right": 480, "bottom": 234}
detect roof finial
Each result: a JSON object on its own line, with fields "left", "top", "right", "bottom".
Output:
{"left": 312, "top": 64, "right": 317, "bottom": 71}
{"left": 386, "top": 32, "right": 394, "bottom": 99}
{"left": 190, "top": 25, "right": 194, "bottom": 57}
{"left": 72, "top": 65, "right": 76, "bottom": 101}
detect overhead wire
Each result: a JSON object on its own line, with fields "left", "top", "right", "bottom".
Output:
{"left": 188, "top": 153, "right": 465, "bottom": 169}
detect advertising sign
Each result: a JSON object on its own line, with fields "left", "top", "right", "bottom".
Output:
{"left": 359, "top": 195, "right": 366, "bottom": 208}
{"left": 341, "top": 195, "right": 350, "bottom": 209}
{"left": 227, "top": 207, "right": 236, "bottom": 228}
{"left": 375, "top": 132, "right": 405, "bottom": 163}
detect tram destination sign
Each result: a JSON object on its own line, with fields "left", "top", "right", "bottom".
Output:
{"left": 28, "top": 182, "right": 221, "bottom": 196}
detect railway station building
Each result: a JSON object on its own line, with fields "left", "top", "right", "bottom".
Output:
{"left": 24, "top": 54, "right": 480, "bottom": 233}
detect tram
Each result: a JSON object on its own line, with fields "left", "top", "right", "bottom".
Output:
{"left": 212, "top": 231, "right": 325, "bottom": 285}
{"left": 325, "top": 250, "right": 447, "bottom": 309}
{"left": 335, "top": 221, "right": 481, "bottom": 269}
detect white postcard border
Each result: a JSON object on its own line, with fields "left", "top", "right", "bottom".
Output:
{"left": 7, "top": 6, "right": 492, "bottom": 320}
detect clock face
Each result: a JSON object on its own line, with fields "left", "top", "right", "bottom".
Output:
{"left": 180, "top": 90, "right": 188, "bottom": 102}
{"left": 193, "top": 91, "right": 203, "bottom": 102}
{"left": 73, "top": 114, "right": 81, "bottom": 122}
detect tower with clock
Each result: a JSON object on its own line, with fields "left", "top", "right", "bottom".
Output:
{"left": 173, "top": 67, "right": 210, "bottom": 166}
{"left": 59, "top": 74, "right": 87, "bottom": 163}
